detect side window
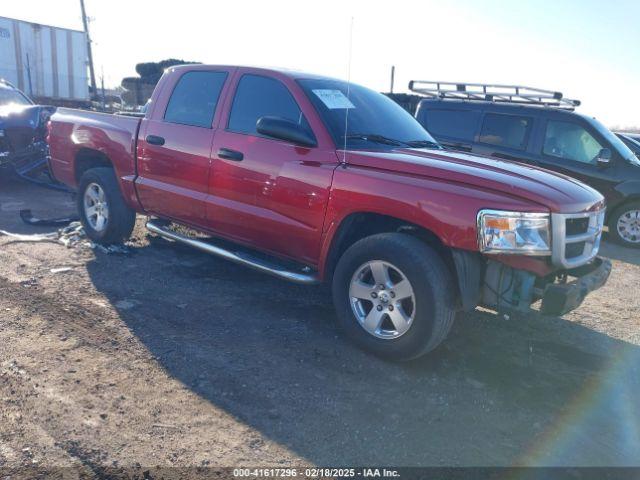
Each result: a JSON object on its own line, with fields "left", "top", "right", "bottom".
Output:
{"left": 479, "top": 113, "right": 532, "bottom": 150}
{"left": 164, "top": 71, "right": 227, "bottom": 128}
{"left": 228, "top": 74, "right": 312, "bottom": 137}
{"left": 543, "top": 120, "right": 603, "bottom": 165}
{"left": 424, "top": 109, "right": 480, "bottom": 141}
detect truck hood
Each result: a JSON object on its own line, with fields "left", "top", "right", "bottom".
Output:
{"left": 343, "top": 147, "right": 604, "bottom": 213}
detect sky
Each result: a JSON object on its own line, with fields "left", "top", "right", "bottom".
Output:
{"left": 2, "top": 0, "right": 639, "bottom": 128}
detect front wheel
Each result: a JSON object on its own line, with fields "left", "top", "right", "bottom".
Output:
{"left": 608, "top": 201, "right": 640, "bottom": 249}
{"left": 332, "top": 233, "right": 456, "bottom": 361}
{"left": 78, "top": 167, "right": 136, "bottom": 244}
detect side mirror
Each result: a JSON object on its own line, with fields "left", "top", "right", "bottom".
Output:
{"left": 256, "top": 116, "right": 317, "bottom": 148}
{"left": 596, "top": 148, "right": 612, "bottom": 166}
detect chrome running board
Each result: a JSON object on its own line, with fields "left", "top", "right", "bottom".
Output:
{"left": 146, "top": 220, "right": 321, "bottom": 285}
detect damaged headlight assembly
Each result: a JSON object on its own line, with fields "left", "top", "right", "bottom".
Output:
{"left": 477, "top": 210, "right": 551, "bottom": 255}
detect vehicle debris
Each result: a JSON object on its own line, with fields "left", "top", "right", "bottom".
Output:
{"left": 0, "top": 229, "right": 58, "bottom": 243}
{"left": 20, "top": 209, "right": 79, "bottom": 227}
{"left": 1, "top": 220, "right": 131, "bottom": 254}
{"left": 50, "top": 267, "right": 73, "bottom": 274}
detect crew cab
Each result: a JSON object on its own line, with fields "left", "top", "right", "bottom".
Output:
{"left": 48, "top": 66, "right": 611, "bottom": 360}
{"left": 411, "top": 81, "right": 640, "bottom": 248}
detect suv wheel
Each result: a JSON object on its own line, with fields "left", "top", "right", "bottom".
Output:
{"left": 78, "top": 167, "right": 136, "bottom": 244}
{"left": 608, "top": 201, "right": 640, "bottom": 249}
{"left": 332, "top": 233, "right": 456, "bottom": 361}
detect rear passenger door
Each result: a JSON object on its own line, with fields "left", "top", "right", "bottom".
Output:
{"left": 472, "top": 112, "right": 537, "bottom": 164}
{"left": 136, "top": 69, "right": 230, "bottom": 227}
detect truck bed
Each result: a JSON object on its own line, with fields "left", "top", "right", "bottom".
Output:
{"left": 48, "top": 108, "right": 142, "bottom": 207}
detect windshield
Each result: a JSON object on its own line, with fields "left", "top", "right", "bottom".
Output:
{"left": 586, "top": 116, "right": 637, "bottom": 164}
{"left": 297, "top": 78, "right": 439, "bottom": 150}
{"left": 0, "top": 86, "right": 32, "bottom": 107}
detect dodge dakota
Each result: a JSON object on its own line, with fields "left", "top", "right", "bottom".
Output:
{"left": 48, "top": 65, "right": 611, "bottom": 360}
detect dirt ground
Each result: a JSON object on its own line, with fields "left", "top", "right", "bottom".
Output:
{"left": 0, "top": 173, "right": 639, "bottom": 474}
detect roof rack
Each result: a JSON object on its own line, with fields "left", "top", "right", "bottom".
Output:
{"left": 408, "top": 80, "right": 580, "bottom": 110}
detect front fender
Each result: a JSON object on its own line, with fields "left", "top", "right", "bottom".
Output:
{"left": 318, "top": 164, "right": 543, "bottom": 278}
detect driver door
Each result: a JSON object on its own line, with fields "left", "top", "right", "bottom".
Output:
{"left": 536, "top": 119, "right": 619, "bottom": 201}
{"left": 207, "top": 71, "right": 337, "bottom": 264}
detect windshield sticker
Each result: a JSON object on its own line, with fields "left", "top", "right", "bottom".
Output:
{"left": 312, "top": 89, "right": 355, "bottom": 109}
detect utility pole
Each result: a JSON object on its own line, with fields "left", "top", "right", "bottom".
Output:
{"left": 80, "top": 0, "right": 98, "bottom": 100}
{"left": 390, "top": 65, "right": 395, "bottom": 94}
{"left": 100, "top": 66, "right": 106, "bottom": 110}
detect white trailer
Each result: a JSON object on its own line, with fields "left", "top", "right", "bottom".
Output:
{"left": 0, "top": 16, "right": 89, "bottom": 103}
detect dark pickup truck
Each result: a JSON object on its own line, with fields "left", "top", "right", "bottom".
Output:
{"left": 48, "top": 65, "right": 611, "bottom": 360}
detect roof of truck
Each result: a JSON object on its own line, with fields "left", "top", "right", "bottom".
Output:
{"left": 167, "top": 64, "right": 345, "bottom": 82}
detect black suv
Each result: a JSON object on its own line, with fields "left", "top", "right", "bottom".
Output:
{"left": 413, "top": 86, "right": 640, "bottom": 248}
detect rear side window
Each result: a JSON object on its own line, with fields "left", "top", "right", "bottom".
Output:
{"left": 228, "top": 74, "right": 311, "bottom": 136}
{"left": 423, "top": 109, "right": 479, "bottom": 141}
{"left": 479, "top": 113, "right": 532, "bottom": 150}
{"left": 164, "top": 71, "right": 227, "bottom": 128}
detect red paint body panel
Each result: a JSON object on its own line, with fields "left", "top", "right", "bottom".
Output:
{"left": 48, "top": 64, "right": 604, "bottom": 281}
{"left": 48, "top": 109, "right": 141, "bottom": 208}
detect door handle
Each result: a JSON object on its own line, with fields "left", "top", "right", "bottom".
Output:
{"left": 218, "top": 148, "right": 244, "bottom": 161}
{"left": 146, "top": 135, "right": 165, "bottom": 146}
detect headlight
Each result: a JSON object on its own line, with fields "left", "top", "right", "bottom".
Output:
{"left": 478, "top": 210, "right": 551, "bottom": 255}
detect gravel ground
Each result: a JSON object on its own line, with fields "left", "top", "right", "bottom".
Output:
{"left": 0, "top": 173, "right": 639, "bottom": 474}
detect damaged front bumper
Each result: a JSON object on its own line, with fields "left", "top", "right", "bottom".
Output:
{"left": 539, "top": 257, "right": 611, "bottom": 316}
{"left": 451, "top": 250, "right": 612, "bottom": 317}
{"left": 480, "top": 256, "right": 612, "bottom": 316}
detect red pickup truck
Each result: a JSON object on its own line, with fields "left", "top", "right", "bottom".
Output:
{"left": 48, "top": 65, "right": 611, "bottom": 360}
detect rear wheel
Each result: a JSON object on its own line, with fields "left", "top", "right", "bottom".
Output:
{"left": 332, "top": 233, "right": 456, "bottom": 361}
{"left": 78, "top": 167, "right": 135, "bottom": 244}
{"left": 608, "top": 201, "right": 640, "bottom": 249}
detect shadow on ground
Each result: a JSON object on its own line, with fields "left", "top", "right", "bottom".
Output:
{"left": 0, "top": 173, "right": 76, "bottom": 235}
{"left": 84, "top": 234, "right": 640, "bottom": 466}
{"left": 600, "top": 241, "right": 640, "bottom": 266}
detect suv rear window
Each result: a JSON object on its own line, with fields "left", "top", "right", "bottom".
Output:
{"left": 479, "top": 113, "right": 531, "bottom": 150}
{"left": 164, "top": 71, "right": 227, "bottom": 128}
{"left": 423, "top": 109, "right": 479, "bottom": 141}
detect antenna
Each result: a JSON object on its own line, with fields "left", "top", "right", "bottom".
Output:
{"left": 342, "top": 16, "right": 354, "bottom": 167}
{"left": 80, "top": 0, "right": 98, "bottom": 100}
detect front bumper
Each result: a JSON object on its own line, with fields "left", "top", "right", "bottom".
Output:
{"left": 540, "top": 256, "right": 612, "bottom": 316}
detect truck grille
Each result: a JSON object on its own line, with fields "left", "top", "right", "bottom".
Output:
{"left": 551, "top": 209, "right": 605, "bottom": 269}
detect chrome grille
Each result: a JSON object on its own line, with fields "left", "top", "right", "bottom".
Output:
{"left": 551, "top": 209, "right": 605, "bottom": 269}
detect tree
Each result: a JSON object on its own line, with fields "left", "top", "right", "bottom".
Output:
{"left": 120, "top": 59, "right": 201, "bottom": 106}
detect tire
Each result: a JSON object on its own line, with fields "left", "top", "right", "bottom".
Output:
{"left": 332, "top": 233, "right": 456, "bottom": 361}
{"left": 77, "top": 167, "right": 136, "bottom": 244}
{"left": 608, "top": 201, "right": 640, "bottom": 249}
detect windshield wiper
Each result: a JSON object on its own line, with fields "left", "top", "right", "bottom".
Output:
{"left": 344, "top": 134, "right": 442, "bottom": 150}
{"left": 405, "top": 139, "right": 442, "bottom": 150}
{"left": 344, "top": 133, "right": 404, "bottom": 146}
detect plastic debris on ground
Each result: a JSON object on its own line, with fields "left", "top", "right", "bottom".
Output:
{"left": 1, "top": 221, "right": 132, "bottom": 254}
{"left": 20, "top": 209, "right": 79, "bottom": 227}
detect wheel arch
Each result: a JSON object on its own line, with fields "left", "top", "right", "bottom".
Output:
{"left": 74, "top": 148, "right": 113, "bottom": 184}
{"left": 323, "top": 212, "right": 470, "bottom": 299}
